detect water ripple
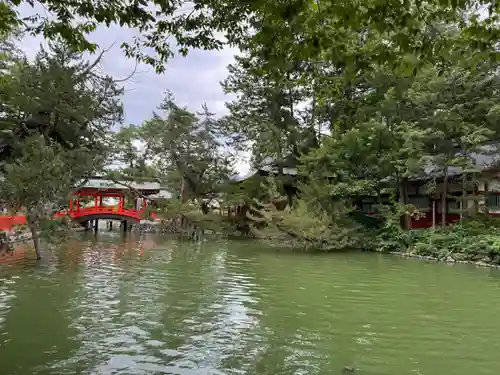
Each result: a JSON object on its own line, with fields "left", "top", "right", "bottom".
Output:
{"left": 1, "top": 239, "right": 500, "bottom": 374}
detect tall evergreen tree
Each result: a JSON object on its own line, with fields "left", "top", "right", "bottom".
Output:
{"left": 139, "top": 94, "right": 234, "bottom": 204}
{"left": 0, "top": 39, "right": 124, "bottom": 258}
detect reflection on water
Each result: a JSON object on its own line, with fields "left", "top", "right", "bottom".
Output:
{"left": 1, "top": 234, "right": 500, "bottom": 374}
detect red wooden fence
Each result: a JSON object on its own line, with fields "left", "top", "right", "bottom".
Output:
{"left": 0, "top": 216, "right": 27, "bottom": 231}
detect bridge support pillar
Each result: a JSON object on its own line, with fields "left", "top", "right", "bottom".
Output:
{"left": 122, "top": 220, "right": 127, "bottom": 233}
{"left": 94, "top": 219, "right": 99, "bottom": 233}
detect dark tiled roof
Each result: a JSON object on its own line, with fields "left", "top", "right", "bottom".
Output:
{"left": 422, "top": 144, "right": 500, "bottom": 178}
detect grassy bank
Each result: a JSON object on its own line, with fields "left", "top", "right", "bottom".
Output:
{"left": 373, "top": 217, "right": 500, "bottom": 266}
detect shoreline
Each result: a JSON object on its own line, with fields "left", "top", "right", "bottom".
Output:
{"left": 5, "top": 226, "right": 87, "bottom": 244}
{"left": 5, "top": 227, "right": 500, "bottom": 271}
{"left": 387, "top": 251, "right": 500, "bottom": 269}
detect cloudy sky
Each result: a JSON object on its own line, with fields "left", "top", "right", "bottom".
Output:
{"left": 17, "top": 3, "right": 251, "bottom": 175}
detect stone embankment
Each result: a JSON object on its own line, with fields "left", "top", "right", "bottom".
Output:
{"left": 389, "top": 251, "right": 500, "bottom": 269}
{"left": 2, "top": 229, "right": 32, "bottom": 243}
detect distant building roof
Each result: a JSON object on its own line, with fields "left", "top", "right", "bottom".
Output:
{"left": 233, "top": 144, "right": 500, "bottom": 184}
{"left": 149, "top": 189, "right": 172, "bottom": 199}
{"left": 230, "top": 166, "right": 297, "bottom": 182}
{"left": 421, "top": 144, "right": 500, "bottom": 179}
{"left": 82, "top": 178, "right": 161, "bottom": 191}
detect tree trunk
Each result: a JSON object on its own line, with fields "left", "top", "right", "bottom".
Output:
{"left": 460, "top": 175, "right": 465, "bottom": 222}
{"left": 441, "top": 167, "right": 448, "bottom": 226}
{"left": 28, "top": 212, "right": 41, "bottom": 260}
{"left": 180, "top": 176, "right": 186, "bottom": 228}
{"left": 484, "top": 181, "right": 490, "bottom": 215}
{"left": 397, "top": 176, "right": 410, "bottom": 229}
{"left": 180, "top": 176, "right": 185, "bottom": 203}
{"left": 432, "top": 200, "right": 436, "bottom": 230}
{"left": 403, "top": 178, "right": 411, "bottom": 229}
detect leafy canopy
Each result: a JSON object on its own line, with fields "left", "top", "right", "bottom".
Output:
{"left": 2, "top": 0, "right": 499, "bottom": 72}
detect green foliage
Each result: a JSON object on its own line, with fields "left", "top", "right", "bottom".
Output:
{"left": 369, "top": 217, "right": 500, "bottom": 265}
{"left": 2, "top": 0, "right": 500, "bottom": 255}
{"left": 112, "top": 93, "right": 234, "bottom": 203}
{"left": 213, "top": 0, "right": 500, "bottom": 251}
{"left": 0, "top": 35, "right": 125, "bottom": 258}
{"left": 38, "top": 216, "right": 72, "bottom": 244}
{"left": 273, "top": 199, "right": 363, "bottom": 251}
{"left": 112, "top": 125, "right": 157, "bottom": 178}
{"left": 0, "top": 41, "right": 122, "bottom": 169}
{"left": 0, "top": 40, "right": 122, "bottom": 212}
{"left": 149, "top": 199, "right": 195, "bottom": 219}
{"left": 0, "top": 230, "right": 14, "bottom": 253}
{"left": 0, "top": 136, "right": 85, "bottom": 212}
{"left": 6, "top": 0, "right": 499, "bottom": 72}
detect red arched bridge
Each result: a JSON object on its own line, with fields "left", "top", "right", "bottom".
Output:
{"left": 0, "top": 177, "right": 165, "bottom": 231}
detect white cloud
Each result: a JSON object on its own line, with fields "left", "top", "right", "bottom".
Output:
{"left": 234, "top": 150, "right": 252, "bottom": 176}
{"left": 17, "top": 22, "right": 237, "bottom": 123}
{"left": 14, "top": 3, "right": 252, "bottom": 175}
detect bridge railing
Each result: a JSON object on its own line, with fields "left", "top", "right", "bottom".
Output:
{"left": 1, "top": 206, "right": 147, "bottom": 230}
{"left": 68, "top": 206, "right": 143, "bottom": 218}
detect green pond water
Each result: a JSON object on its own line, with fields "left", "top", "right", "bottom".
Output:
{"left": 1, "top": 233, "right": 500, "bottom": 375}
